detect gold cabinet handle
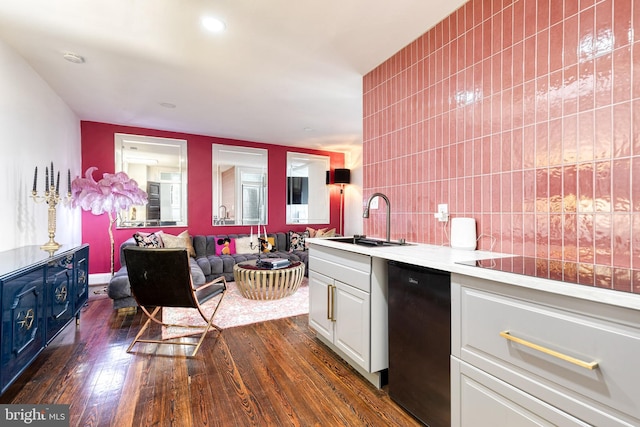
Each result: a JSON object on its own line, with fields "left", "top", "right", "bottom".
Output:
{"left": 500, "top": 331, "right": 599, "bottom": 370}
{"left": 328, "top": 284, "right": 336, "bottom": 322}
{"left": 327, "top": 284, "right": 336, "bottom": 321}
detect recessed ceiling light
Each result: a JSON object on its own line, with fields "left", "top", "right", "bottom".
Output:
{"left": 63, "top": 52, "right": 85, "bottom": 64}
{"left": 202, "top": 16, "right": 226, "bottom": 33}
{"left": 159, "top": 102, "right": 176, "bottom": 109}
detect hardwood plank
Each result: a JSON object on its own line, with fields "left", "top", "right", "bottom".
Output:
{"left": 0, "top": 295, "right": 422, "bottom": 427}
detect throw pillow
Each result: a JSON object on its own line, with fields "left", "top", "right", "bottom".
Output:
{"left": 288, "top": 230, "right": 309, "bottom": 252}
{"left": 306, "top": 227, "right": 318, "bottom": 237}
{"left": 162, "top": 230, "right": 196, "bottom": 257}
{"left": 133, "top": 231, "right": 163, "bottom": 248}
{"left": 235, "top": 236, "right": 255, "bottom": 254}
{"left": 260, "top": 236, "right": 276, "bottom": 252}
{"left": 215, "top": 237, "right": 236, "bottom": 255}
{"left": 316, "top": 228, "right": 336, "bottom": 238}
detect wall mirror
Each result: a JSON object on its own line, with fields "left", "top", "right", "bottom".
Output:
{"left": 115, "top": 133, "right": 188, "bottom": 228}
{"left": 212, "top": 144, "right": 268, "bottom": 226}
{"left": 286, "top": 152, "right": 330, "bottom": 224}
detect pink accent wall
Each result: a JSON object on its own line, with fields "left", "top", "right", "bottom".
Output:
{"left": 363, "top": 0, "right": 640, "bottom": 292}
{"left": 81, "top": 121, "right": 344, "bottom": 274}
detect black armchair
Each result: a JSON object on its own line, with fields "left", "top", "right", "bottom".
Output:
{"left": 123, "top": 246, "right": 226, "bottom": 356}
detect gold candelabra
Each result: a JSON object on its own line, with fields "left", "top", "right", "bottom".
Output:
{"left": 31, "top": 162, "right": 71, "bottom": 254}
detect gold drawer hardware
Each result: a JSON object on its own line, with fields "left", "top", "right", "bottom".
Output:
{"left": 327, "top": 284, "right": 336, "bottom": 321}
{"left": 55, "top": 285, "right": 68, "bottom": 302}
{"left": 17, "top": 309, "right": 35, "bottom": 330}
{"left": 500, "top": 331, "right": 599, "bottom": 370}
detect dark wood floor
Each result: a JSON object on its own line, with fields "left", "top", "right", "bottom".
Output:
{"left": 1, "top": 294, "right": 421, "bottom": 427}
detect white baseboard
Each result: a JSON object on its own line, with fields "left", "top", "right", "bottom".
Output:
{"left": 89, "top": 273, "right": 112, "bottom": 286}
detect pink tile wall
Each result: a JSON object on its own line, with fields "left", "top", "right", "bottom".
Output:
{"left": 363, "top": 0, "right": 640, "bottom": 293}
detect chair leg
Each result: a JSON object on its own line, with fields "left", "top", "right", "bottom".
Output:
{"left": 127, "top": 290, "right": 226, "bottom": 356}
{"left": 192, "top": 307, "right": 218, "bottom": 356}
{"left": 196, "top": 288, "right": 226, "bottom": 330}
{"left": 192, "top": 290, "right": 226, "bottom": 355}
{"left": 127, "top": 306, "right": 161, "bottom": 353}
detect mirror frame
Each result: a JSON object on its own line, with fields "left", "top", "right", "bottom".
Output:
{"left": 212, "top": 144, "right": 268, "bottom": 226}
{"left": 286, "top": 152, "right": 330, "bottom": 225}
{"left": 114, "top": 133, "right": 188, "bottom": 228}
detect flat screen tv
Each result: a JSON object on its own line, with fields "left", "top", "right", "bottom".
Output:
{"left": 287, "top": 177, "right": 308, "bottom": 204}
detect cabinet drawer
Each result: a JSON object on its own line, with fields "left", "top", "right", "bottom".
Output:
{"left": 459, "top": 284, "right": 640, "bottom": 425}
{"left": 309, "top": 246, "right": 370, "bottom": 292}
{"left": 455, "top": 359, "right": 590, "bottom": 427}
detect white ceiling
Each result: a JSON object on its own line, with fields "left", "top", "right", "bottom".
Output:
{"left": 0, "top": 0, "right": 466, "bottom": 153}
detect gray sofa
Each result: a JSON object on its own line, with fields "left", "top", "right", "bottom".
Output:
{"left": 107, "top": 232, "right": 309, "bottom": 310}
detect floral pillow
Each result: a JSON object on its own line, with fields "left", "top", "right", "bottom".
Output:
{"left": 133, "top": 231, "right": 163, "bottom": 248}
{"left": 288, "top": 230, "right": 309, "bottom": 252}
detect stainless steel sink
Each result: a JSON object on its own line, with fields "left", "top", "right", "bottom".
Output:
{"left": 329, "top": 236, "right": 413, "bottom": 247}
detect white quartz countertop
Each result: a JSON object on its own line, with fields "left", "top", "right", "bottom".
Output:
{"left": 307, "top": 237, "right": 640, "bottom": 311}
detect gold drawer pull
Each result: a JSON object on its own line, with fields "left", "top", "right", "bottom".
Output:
{"left": 327, "top": 284, "right": 336, "bottom": 321}
{"left": 500, "top": 331, "right": 599, "bottom": 370}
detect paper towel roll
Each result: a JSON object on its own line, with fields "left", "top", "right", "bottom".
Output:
{"left": 450, "top": 217, "right": 477, "bottom": 250}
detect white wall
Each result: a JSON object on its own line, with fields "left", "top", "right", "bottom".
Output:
{"left": 0, "top": 39, "right": 82, "bottom": 252}
{"left": 343, "top": 145, "right": 363, "bottom": 237}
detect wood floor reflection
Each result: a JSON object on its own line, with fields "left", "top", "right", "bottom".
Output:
{"left": 0, "top": 295, "right": 421, "bottom": 427}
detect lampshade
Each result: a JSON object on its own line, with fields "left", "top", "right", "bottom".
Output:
{"left": 333, "top": 168, "right": 351, "bottom": 184}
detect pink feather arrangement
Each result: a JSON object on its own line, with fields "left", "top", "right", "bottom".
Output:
{"left": 71, "top": 167, "right": 148, "bottom": 274}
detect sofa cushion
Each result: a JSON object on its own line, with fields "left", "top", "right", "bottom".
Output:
{"left": 107, "top": 267, "right": 131, "bottom": 300}
{"left": 189, "top": 257, "right": 205, "bottom": 286}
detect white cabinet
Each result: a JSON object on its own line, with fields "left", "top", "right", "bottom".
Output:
{"left": 308, "top": 244, "right": 387, "bottom": 388}
{"left": 451, "top": 273, "right": 640, "bottom": 427}
{"left": 309, "top": 272, "right": 370, "bottom": 368}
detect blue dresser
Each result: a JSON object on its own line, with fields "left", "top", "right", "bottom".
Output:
{"left": 0, "top": 244, "right": 89, "bottom": 394}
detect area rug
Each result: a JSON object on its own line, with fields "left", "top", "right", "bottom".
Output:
{"left": 162, "top": 278, "right": 308, "bottom": 335}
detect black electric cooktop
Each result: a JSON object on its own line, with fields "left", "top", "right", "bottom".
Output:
{"left": 456, "top": 256, "right": 636, "bottom": 290}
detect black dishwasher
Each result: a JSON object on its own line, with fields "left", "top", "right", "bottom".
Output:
{"left": 387, "top": 261, "right": 451, "bottom": 427}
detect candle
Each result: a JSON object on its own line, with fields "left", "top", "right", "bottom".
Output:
{"left": 250, "top": 226, "right": 254, "bottom": 244}
{"left": 32, "top": 166, "right": 37, "bottom": 192}
{"left": 50, "top": 162, "right": 54, "bottom": 188}
{"left": 67, "top": 169, "right": 71, "bottom": 194}
{"left": 45, "top": 166, "right": 49, "bottom": 191}
{"left": 263, "top": 225, "right": 267, "bottom": 239}
{"left": 56, "top": 171, "right": 60, "bottom": 195}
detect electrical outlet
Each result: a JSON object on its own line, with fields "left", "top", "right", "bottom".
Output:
{"left": 434, "top": 203, "right": 449, "bottom": 222}
{"left": 370, "top": 197, "right": 379, "bottom": 209}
